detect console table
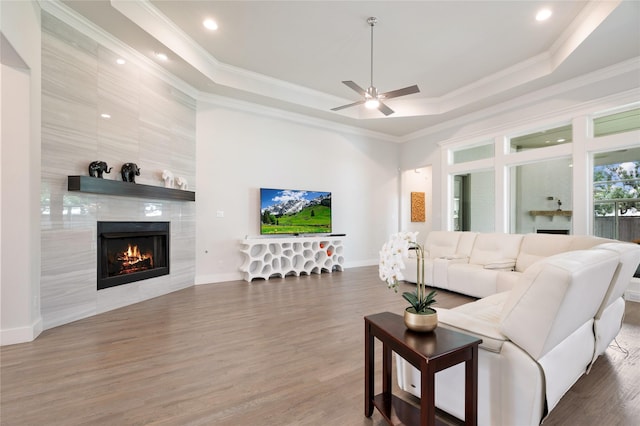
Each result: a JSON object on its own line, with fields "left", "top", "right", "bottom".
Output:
{"left": 239, "top": 236, "right": 344, "bottom": 281}
{"left": 365, "top": 312, "right": 481, "bottom": 426}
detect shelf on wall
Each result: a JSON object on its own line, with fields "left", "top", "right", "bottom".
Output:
{"left": 529, "top": 210, "right": 572, "bottom": 217}
{"left": 68, "top": 176, "right": 195, "bottom": 201}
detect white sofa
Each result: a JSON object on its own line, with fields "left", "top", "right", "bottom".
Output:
{"left": 396, "top": 233, "right": 640, "bottom": 425}
{"left": 403, "top": 231, "right": 613, "bottom": 298}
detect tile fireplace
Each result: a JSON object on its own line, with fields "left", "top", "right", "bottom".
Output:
{"left": 97, "top": 221, "right": 170, "bottom": 290}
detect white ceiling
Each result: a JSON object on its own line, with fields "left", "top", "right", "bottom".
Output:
{"left": 59, "top": 0, "right": 640, "bottom": 138}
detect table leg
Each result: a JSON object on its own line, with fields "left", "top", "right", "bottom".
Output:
{"left": 420, "top": 361, "right": 436, "bottom": 426}
{"left": 365, "top": 321, "right": 374, "bottom": 417}
{"left": 382, "top": 343, "right": 391, "bottom": 396}
{"left": 464, "top": 345, "right": 479, "bottom": 426}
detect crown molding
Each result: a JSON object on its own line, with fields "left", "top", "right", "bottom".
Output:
{"left": 435, "top": 87, "right": 640, "bottom": 150}
{"left": 84, "top": 0, "right": 623, "bottom": 122}
{"left": 404, "top": 57, "right": 640, "bottom": 144}
{"left": 36, "top": 0, "right": 637, "bottom": 143}
{"left": 110, "top": 0, "right": 347, "bottom": 111}
{"left": 39, "top": 0, "right": 393, "bottom": 140}
{"left": 548, "top": 0, "right": 621, "bottom": 69}
{"left": 38, "top": 0, "right": 199, "bottom": 99}
{"left": 197, "top": 92, "right": 401, "bottom": 143}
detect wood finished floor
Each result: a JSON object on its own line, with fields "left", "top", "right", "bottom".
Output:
{"left": 1, "top": 266, "right": 638, "bottom": 425}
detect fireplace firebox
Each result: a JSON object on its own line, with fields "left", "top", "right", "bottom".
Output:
{"left": 97, "top": 221, "right": 170, "bottom": 290}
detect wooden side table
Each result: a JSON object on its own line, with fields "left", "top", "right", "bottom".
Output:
{"left": 365, "top": 312, "right": 482, "bottom": 426}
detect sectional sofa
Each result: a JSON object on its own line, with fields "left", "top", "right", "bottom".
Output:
{"left": 402, "top": 231, "right": 617, "bottom": 298}
{"left": 397, "top": 231, "right": 640, "bottom": 425}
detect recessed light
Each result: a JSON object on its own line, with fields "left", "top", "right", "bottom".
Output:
{"left": 155, "top": 52, "right": 168, "bottom": 61}
{"left": 100, "top": 113, "right": 111, "bottom": 119}
{"left": 557, "top": 138, "right": 566, "bottom": 142}
{"left": 536, "top": 9, "right": 552, "bottom": 21}
{"left": 116, "top": 58, "right": 126, "bottom": 65}
{"left": 203, "top": 18, "right": 218, "bottom": 31}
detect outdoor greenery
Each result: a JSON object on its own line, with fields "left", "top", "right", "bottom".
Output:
{"left": 594, "top": 161, "right": 640, "bottom": 216}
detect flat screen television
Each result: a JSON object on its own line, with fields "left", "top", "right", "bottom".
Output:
{"left": 260, "top": 188, "right": 331, "bottom": 235}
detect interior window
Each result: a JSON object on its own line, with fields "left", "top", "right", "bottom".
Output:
{"left": 511, "top": 158, "right": 573, "bottom": 234}
{"left": 452, "top": 143, "right": 494, "bottom": 164}
{"left": 509, "top": 124, "right": 572, "bottom": 153}
{"left": 593, "top": 107, "right": 640, "bottom": 137}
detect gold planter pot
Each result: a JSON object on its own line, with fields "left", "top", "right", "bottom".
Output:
{"left": 404, "top": 308, "right": 438, "bottom": 332}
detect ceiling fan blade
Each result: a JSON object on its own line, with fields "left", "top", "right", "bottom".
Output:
{"left": 381, "top": 84, "right": 420, "bottom": 100}
{"left": 342, "top": 81, "right": 367, "bottom": 96}
{"left": 331, "top": 99, "right": 366, "bottom": 112}
{"left": 378, "top": 102, "right": 394, "bottom": 116}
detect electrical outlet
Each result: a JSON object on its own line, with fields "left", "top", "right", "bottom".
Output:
{"left": 216, "top": 211, "right": 224, "bottom": 218}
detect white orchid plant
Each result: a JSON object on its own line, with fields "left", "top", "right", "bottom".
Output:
{"left": 379, "top": 231, "right": 437, "bottom": 315}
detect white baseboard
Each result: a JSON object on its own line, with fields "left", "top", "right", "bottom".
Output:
{"left": 344, "top": 259, "right": 378, "bottom": 268}
{"left": 0, "top": 316, "right": 43, "bottom": 346}
{"left": 195, "top": 272, "right": 244, "bottom": 285}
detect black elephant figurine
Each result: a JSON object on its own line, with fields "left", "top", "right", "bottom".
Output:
{"left": 88, "top": 161, "right": 112, "bottom": 178}
{"left": 121, "top": 163, "right": 141, "bottom": 183}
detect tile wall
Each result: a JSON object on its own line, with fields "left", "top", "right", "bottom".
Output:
{"left": 40, "top": 12, "right": 196, "bottom": 329}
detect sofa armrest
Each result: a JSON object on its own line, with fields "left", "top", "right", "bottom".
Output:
{"left": 483, "top": 258, "right": 516, "bottom": 271}
{"left": 437, "top": 308, "right": 507, "bottom": 353}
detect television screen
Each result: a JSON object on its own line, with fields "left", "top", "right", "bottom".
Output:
{"left": 260, "top": 188, "right": 332, "bottom": 235}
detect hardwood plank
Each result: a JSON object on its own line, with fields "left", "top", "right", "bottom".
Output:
{"left": 1, "top": 266, "right": 637, "bottom": 425}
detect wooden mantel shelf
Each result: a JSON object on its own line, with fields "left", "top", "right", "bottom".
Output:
{"left": 68, "top": 176, "right": 195, "bottom": 202}
{"left": 529, "top": 210, "right": 572, "bottom": 217}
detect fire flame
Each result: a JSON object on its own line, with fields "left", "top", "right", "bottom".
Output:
{"left": 117, "top": 244, "right": 154, "bottom": 270}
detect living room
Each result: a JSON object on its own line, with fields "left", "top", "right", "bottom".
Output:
{"left": 1, "top": 1, "right": 639, "bottom": 424}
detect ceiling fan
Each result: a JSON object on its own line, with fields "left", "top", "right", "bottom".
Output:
{"left": 332, "top": 17, "right": 420, "bottom": 116}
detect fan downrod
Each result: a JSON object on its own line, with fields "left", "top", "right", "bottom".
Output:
{"left": 330, "top": 16, "right": 420, "bottom": 116}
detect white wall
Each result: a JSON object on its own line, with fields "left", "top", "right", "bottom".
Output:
{"left": 0, "top": 0, "right": 42, "bottom": 345}
{"left": 399, "top": 140, "right": 442, "bottom": 230}
{"left": 400, "top": 166, "right": 433, "bottom": 239}
{"left": 195, "top": 100, "right": 400, "bottom": 284}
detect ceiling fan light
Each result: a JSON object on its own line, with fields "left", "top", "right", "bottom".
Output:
{"left": 365, "top": 98, "right": 380, "bottom": 109}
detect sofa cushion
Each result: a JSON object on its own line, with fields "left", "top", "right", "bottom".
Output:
{"left": 501, "top": 249, "right": 619, "bottom": 360}
{"left": 496, "top": 270, "right": 521, "bottom": 293}
{"left": 567, "top": 235, "right": 611, "bottom": 250}
{"left": 515, "top": 234, "right": 608, "bottom": 273}
{"left": 439, "top": 293, "right": 509, "bottom": 353}
{"left": 515, "top": 234, "right": 573, "bottom": 272}
{"left": 469, "top": 233, "right": 523, "bottom": 266}
{"left": 448, "top": 263, "right": 499, "bottom": 298}
{"left": 424, "top": 231, "right": 462, "bottom": 259}
{"left": 456, "top": 231, "right": 478, "bottom": 257}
